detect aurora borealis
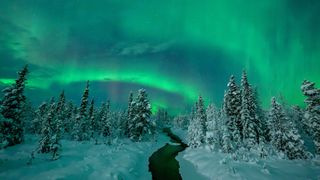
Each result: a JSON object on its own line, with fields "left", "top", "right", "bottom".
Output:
{"left": 0, "top": 0, "right": 320, "bottom": 113}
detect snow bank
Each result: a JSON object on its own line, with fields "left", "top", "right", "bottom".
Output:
{"left": 176, "top": 152, "right": 209, "bottom": 180}
{"left": 172, "top": 128, "right": 320, "bottom": 180}
{"left": 0, "top": 134, "right": 169, "bottom": 180}
{"left": 182, "top": 147, "right": 320, "bottom": 180}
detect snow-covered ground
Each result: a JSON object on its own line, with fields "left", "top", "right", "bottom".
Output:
{"left": 3, "top": 129, "right": 319, "bottom": 180}
{"left": 0, "top": 134, "right": 170, "bottom": 180}
{"left": 181, "top": 148, "right": 320, "bottom": 180}
{"left": 176, "top": 153, "right": 209, "bottom": 180}
{"left": 172, "top": 128, "right": 320, "bottom": 180}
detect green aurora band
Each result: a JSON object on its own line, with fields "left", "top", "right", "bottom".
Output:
{"left": 0, "top": 0, "right": 320, "bottom": 111}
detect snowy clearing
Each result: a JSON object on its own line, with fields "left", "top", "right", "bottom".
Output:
{"left": 0, "top": 134, "right": 169, "bottom": 180}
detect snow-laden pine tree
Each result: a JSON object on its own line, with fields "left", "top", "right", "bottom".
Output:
{"left": 205, "top": 104, "right": 222, "bottom": 150}
{"left": 0, "top": 65, "right": 29, "bottom": 147}
{"left": 284, "top": 120, "right": 306, "bottom": 160}
{"left": 187, "top": 115, "right": 203, "bottom": 148}
{"left": 72, "top": 81, "right": 90, "bottom": 141}
{"left": 96, "top": 102, "right": 105, "bottom": 134}
{"left": 118, "top": 110, "right": 129, "bottom": 137}
{"left": 223, "top": 75, "right": 241, "bottom": 140}
{"left": 130, "top": 89, "right": 152, "bottom": 141}
{"left": 56, "top": 91, "right": 66, "bottom": 114}
{"left": 187, "top": 97, "right": 207, "bottom": 148}
{"left": 32, "top": 102, "right": 48, "bottom": 134}
{"left": 301, "top": 80, "right": 320, "bottom": 154}
{"left": 101, "top": 100, "right": 112, "bottom": 138}
{"left": 269, "top": 97, "right": 288, "bottom": 153}
{"left": 38, "top": 103, "right": 56, "bottom": 154}
{"left": 221, "top": 111, "right": 233, "bottom": 153}
{"left": 290, "top": 106, "right": 308, "bottom": 135}
{"left": 70, "top": 105, "right": 78, "bottom": 136}
{"left": 127, "top": 92, "right": 135, "bottom": 138}
{"left": 51, "top": 105, "right": 63, "bottom": 160}
{"left": 190, "top": 105, "right": 196, "bottom": 123}
{"left": 196, "top": 96, "right": 207, "bottom": 143}
{"left": 232, "top": 120, "right": 242, "bottom": 149}
{"left": 240, "top": 71, "right": 258, "bottom": 148}
{"left": 88, "top": 99, "right": 96, "bottom": 139}
{"left": 36, "top": 101, "right": 62, "bottom": 160}
{"left": 109, "top": 112, "right": 118, "bottom": 138}
{"left": 250, "top": 87, "right": 262, "bottom": 143}
{"left": 55, "top": 91, "right": 66, "bottom": 135}
{"left": 64, "top": 101, "right": 75, "bottom": 134}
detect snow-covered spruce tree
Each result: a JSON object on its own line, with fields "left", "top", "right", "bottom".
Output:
{"left": 249, "top": 87, "right": 262, "bottom": 143}
{"left": 88, "top": 99, "right": 97, "bottom": 139}
{"left": 221, "top": 111, "right": 233, "bottom": 153}
{"left": 190, "top": 105, "right": 196, "bottom": 123}
{"left": 197, "top": 96, "right": 207, "bottom": 143}
{"left": 80, "top": 82, "right": 90, "bottom": 140}
{"left": 36, "top": 101, "right": 62, "bottom": 160}
{"left": 232, "top": 119, "right": 242, "bottom": 149}
{"left": 51, "top": 105, "right": 63, "bottom": 160}
{"left": 223, "top": 75, "right": 242, "bottom": 140}
{"left": 205, "top": 104, "right": 222, "bottom": 150}
{"left": 96, "top": 102, "right": 105, "bottom": 134}
{"left": 130, "top": 89, "right": 152, "bottom": 141}
{"left": 64, "top": 101, "right": 75, "bottom": 134}
{"left": 240, "top": 71, "right": 258, "bottom": 148}
{"left": 290, "top": 106, "right": 307, "bottom": 135}
{"left": 269, "top": 97, "right": 288, "bottom": 153}
{"left": 38, "top": 103, "right": 56, "bottom": 154}
{"left": 187, "top": 97, "right": 207, "bottom": 148}
{"left": 301, "top": 80, "right": 320, "bottom": 154}
{"left": 72, "top": 81, "right": 90, "bottom": 141}
{"left": 101, "top": 100, "right": 112, "bottom": 138}
{"left": 110, "top": 112, "right": 119, "bottom": 139}
{"left": 0, "top": 65, "right": 29, "bottom": 147}
{"left": 56, "top": 91, "right": 66, "bottom": 116}
{"left": 32, "top": 102, "right": 48, "bottom": 134}
{"left": 119, "top": 110, "right": 129, "bottom": 137}
{"left": 187, "top": 115, "right": 203, "bottom": 148}
{"left": 70, "top": 104, "right": 78, "bottom": 136}
{"left": 126, "top": 91, "right": 134, "bottom": 138}
{"left": 284, "top": 120, "right": 306, "bottom": 160}
{"left": 55, "top": 91, "right": 66, "bottom": 135}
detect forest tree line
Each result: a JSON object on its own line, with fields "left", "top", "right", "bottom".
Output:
{"left": 173, "top": 71, "right": 320, "bottom": 160}
{"left": 0, "top": 65, "right": 156, "bottom": 160}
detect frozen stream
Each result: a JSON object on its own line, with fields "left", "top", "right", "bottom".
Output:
{"left": 148, "top": 128, "right": 188, "bottom": 180}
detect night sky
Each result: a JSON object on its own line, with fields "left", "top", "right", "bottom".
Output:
{"left": 0, "top": 0, "right": 319, "bottom": 113}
